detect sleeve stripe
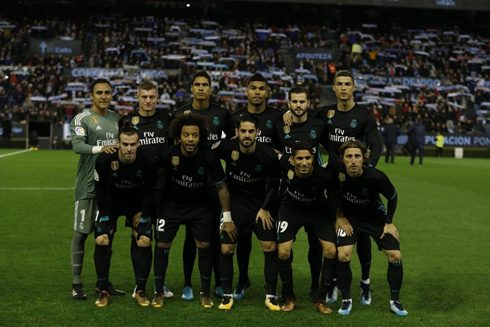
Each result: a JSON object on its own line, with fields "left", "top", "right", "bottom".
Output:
{"left": 214, "top": 176, "right": 227, "bottom": 185}
{"left": 390, "top": 189, "right": 397, "bottom": 201}
{"left": 74, "top": 111, "right": 90, "bottom": 126}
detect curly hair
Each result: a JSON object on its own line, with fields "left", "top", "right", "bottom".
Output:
{"left": 170, "top": 112, "right": 210, "bottom": 142}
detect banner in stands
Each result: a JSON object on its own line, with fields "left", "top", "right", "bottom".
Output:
{"left": 30, "top": 38, "right": 82, "bottom": 57}
{"left": 293, "top": 48, "right": 337, "bottom": 63}
{"left": 397, "top": 133, "right": 490, "bottom": 147}
{"left": 387, "top": 77, "right": 442, "bottom": 88}
{"left": 0, "top": 122, "right": 27, "bottom": 138}
{"left": 69, "top": 68, "right": 181, "bottom": 79}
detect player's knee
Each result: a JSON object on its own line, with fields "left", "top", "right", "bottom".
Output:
{"left": 95, "top": 234, "right": 109, "bottom": 246}
{"left": 136, "top": 236, "right": 151, "bottom": 247}
{"left": 196, "top": 241, "right": 210, "bottom": 249}
{"left": 386, "top": 250, "right": 401, "bottom": 262}
{"left": 323, "top": 244, "right": 336, "bottom": 259}
{"left": 260, "top": 241, "right": 277, "bottom": 252}
{"left": 337, "top": 250, "right": 351, "bottom": 262}
{"left": 156, "top": 241, "right": 171, "bottom": 249}
{"left": 221, "top": 244, "right": 235, "bottom": 254}
{"left": 278, "top": 247, "right": 290, "bottom": 260}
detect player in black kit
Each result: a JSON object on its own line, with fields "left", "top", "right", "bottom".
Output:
{"left": 212, "top": 114, "right": 281, "bottom": 311}
{"left": 275, "top": 86, "right": 327, "bottom": 301}
{"left": 176, "top": 71, "right": 234, "bottom": 300}
{"left": 335, "top": 139, "right": 407, "bottom": 316}
{"left": 277, "top": 142, "right": 338, "bottom": 314}
{"left": 93, "top": 126, "right": 159, "bottom": 307}
{"left": 119, "top": 80, "right": 174, "bottom": 299}
{"left": 229, "top": 73, "right": 283, "bottom": 298}
{"left": 152, "top": 113, "right": 233, "bottom": 309}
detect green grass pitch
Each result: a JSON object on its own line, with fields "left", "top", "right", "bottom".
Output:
{"left": 0, "top": 149, "right": 489, "bottom": 326}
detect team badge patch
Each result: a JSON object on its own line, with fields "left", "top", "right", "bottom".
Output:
{"left": 211, "top": 141, "right": 221, "bottom": 150}
{"left": 172, "top": 156, "right": 180, "bottom": 166}
{"left": 111, "top": 161, "right": 119, "bottom": 171}
{"left": 197, "top": 166, "right": 205, "bottom": 175}
{"left": 94, "top": 169, "right": 99, "bottom": 182}
{"left": 213, "top": 116, "right": 220, "bottom": 126}
{"left": 184, "top": 110, "right": 191, "bottom": 115}
{"left": 310, "top": 130, "right": 317, "bottom": 139}
{"left": 287, "top": 170, "right": 294, "bottom": 180}
{"left": 132, "top": 117, "right": 139, "bottom": 125}
{"left": 266, "top": 120, "right": 273, "bottom": 129}
{"left": 157, "top": 120, "right": 163, "bottom": 129}
{"left": 350, "top": 119, "right": 357, "bottom": 128}
{"left": 75, "top": 126, "right": 85, "bottom": 136}
{"left": 338, "top": 173, "right": 345, "bottom": 182}
{"left": 91, "top": 116, "right": 99, "bottom": 124}
{"left": 327, "top": 110, "right": 335, "bottom": 119}
{"left": 255, "top": 164, "right": 262, "bottom": 173}
{"left": 283, "top": 125, "right": 290, "bottom": 134}
{"left": 231, "top": 151, "right": 239, "bottom": 161}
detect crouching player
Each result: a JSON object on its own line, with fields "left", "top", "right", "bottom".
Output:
{"left": 93, "top": 125, "right": 158, "bottom": 307}
{"left": 213, "top": 114, "right": 281, "bottom": 311}
{"left": 335, "top": 139, "right": 407, "bottom": 316}
{"left": 277, "top": 141, "right": 337, "bottom": 314}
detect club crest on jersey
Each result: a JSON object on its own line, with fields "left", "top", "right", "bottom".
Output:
{"left": 136, "top": 170, "right": 143, "bottom": 179}
{"left": 132, "top": 117, "right": 139, "bottom": 125}
{"left": 310, "top": 130, "right": 317, "bottom": 139}
{"left": 111, "top": 161, "right": 119, "bottom": 171}
{"left": 338, "top": 173, "right": 345, "bottom": 182}
{"left": 362, "top": 188, "right": 369, "bottom": 195}
{"left": 197, "top": 167, "right": 205, "bottom": 175}
{"left": 255, "top": 164, "right": 262, "bottom": 173}
{"left": 91, "top": 116, "right": 99, "bottom": 124}
{"left": 287, "top": 170, "right": 294, "bottom": 180}
{"left": 172, "top": 156, "right": 180, "bottom": 166}
{"left": 266, "top": 120, "right": 273, "bottom": 129}
{"left": 75, "top": 126, "right": 85, "bottom": 136}
{"left": 157, "top": 120, "right": 163, "bottom": 129}
{"left": 283, "top": 125, "right": 290, "bottom": 134}
{"left": 231, "top": 151, "right": 239, "bottom": 161}
{"left": 327, "top": 110, "right": 335, "bottom": 119}
{"left": 213, "top": 116, "right": 220, "bottom": 126}
{"left": 350, "top": 119, "right": 357, "bottom": 128}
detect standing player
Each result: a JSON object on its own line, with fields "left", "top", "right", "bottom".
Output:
{"left": 93, "top": 126, "right": 158, "bottom": 307}
{"left": 275, "top": 86, "right": 326, "bottom": 301}
{"left": 229, "top": 73, "right": 283, "bottom": 299}
{"left": 213, "top": 114, "right": 281, "bottom": 311}
{"left": 70, "top": 78, "right": 122, "bottom": 300}
{"left": 119, "top": 80, "right": 173, "bottom": 298}
{"left": 152, "top": 113, "right": 232, "bottom": 309}
{"left": 335, "top": 139, "right": 407, "bottom": 316}
{"left": 175, "top": 71, "right": 235, "bottom": 300}
{"left": 277, "top": 141, "right": 337, "bottom": 314}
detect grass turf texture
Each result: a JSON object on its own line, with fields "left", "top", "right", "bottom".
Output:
{"left": 0, "top": 149, "right": 489, "bottom": 326}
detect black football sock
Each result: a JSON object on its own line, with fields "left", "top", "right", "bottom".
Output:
{"left": 94, "top": 244, "right": 110, "bottom": 290}
{"left": 278, "top": 257, "right": 295, "bottom": 299}
{"left": 337, "top": 260, "right": 352, "bottom": 299}
{"left": 219, "top": 253, "right": 234, "bottom": 295}
{"left": 136, "top": 245, "right": 152, "bottom": 291}
{"left": 154, "top": 246, "right": 170, "bottom": 293}
{"left": 197, "top": 247, "right": 213, "bottom": 294}
{"left": 211, "top": 234, "right": 222, "bottom": 287}
{"left": 357, "top": 234, "right": 372, "bottom": 281}
{"left": 318, "top": 257, "right": 336, "bottom": 300}
{"left": 388, "top": 261, "right": 403, "bottom": 301}
{"left": 183, "top": 228, "right": 196, "bottom": 287}
{"left": 131, "top": 236, "right": 138, "bottom": 283}
{"left": 307, "top": 234, "right": 322, "bottom": 290}
{"left": 236, "top": 232, "right": 252, "bottom": 285}
{"left": 264, "top": 250, "right": 278, "bottom": 296}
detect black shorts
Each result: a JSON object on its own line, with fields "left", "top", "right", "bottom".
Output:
{"left": 94, "top": 207, "right": 139, "bottom": 238}
{"left": 220, "top": 207, "right": 277, "bottom": 244}
{"left": 155, "top": 205, "right": 213, "bottom": 243}
{"left": 336, "top": 219, "right": 400, "bottom": 251}
{"left": 277, "top": 206, "right": 336, "bottom": 244}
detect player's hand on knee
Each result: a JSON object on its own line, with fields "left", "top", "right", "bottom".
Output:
{"left": 336, "top": 217, "right": 353, "bottom": 236}
{"left": 221, "top": 221, "right": 238, "bottom": 243}
{"left": 381, "top": 223, "right": 399, "bottom": 241}
{"left": 256, "top": 208, "right": 274, "bottom": 230}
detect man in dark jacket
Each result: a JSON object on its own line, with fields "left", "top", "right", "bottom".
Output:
{"left": 407, "top": 116, "right": 425, "bottom": 166}
{"left": 382, "top": 118, "right": 400, "bottom": 164}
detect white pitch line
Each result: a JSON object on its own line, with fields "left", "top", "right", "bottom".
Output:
{"left": 0, "top": 149, "right": 31, "bottom": 158}
{"left": 0, "top": 187, "right": 74, "bottom": 191}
